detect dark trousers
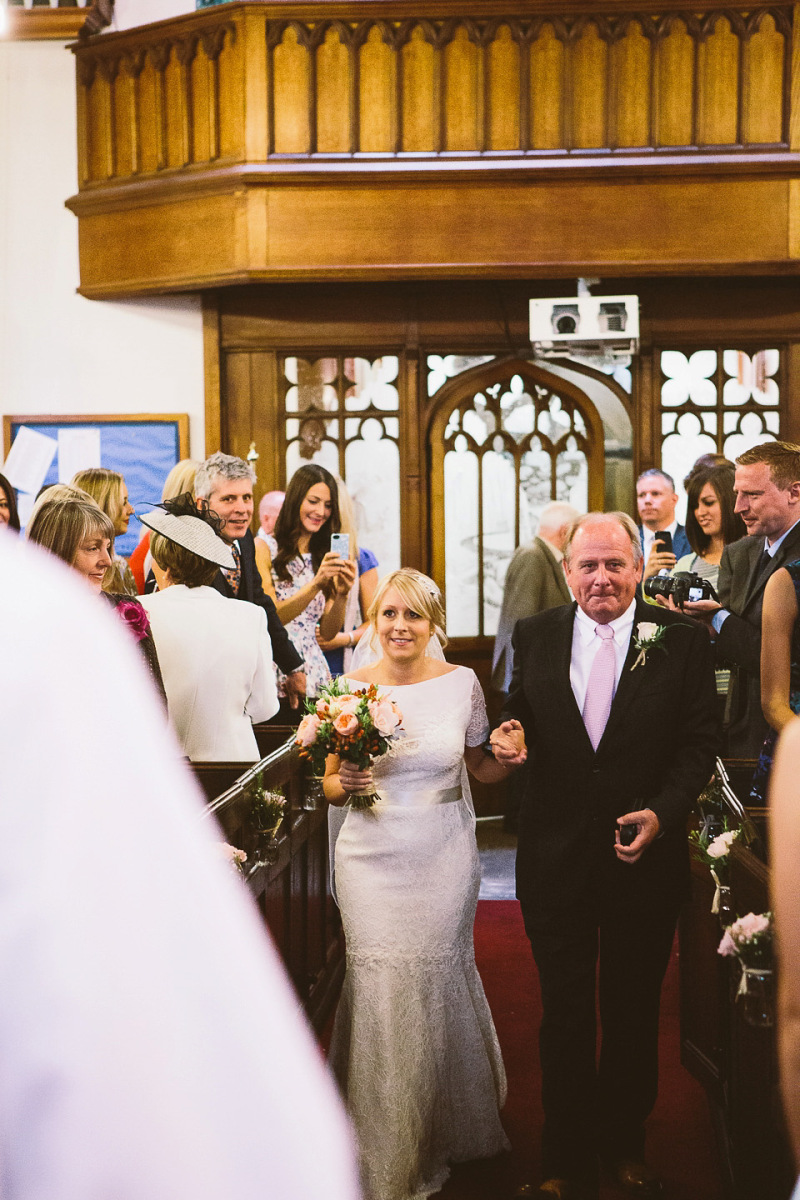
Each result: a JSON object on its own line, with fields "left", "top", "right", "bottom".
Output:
{"left": 523, "top": 889, "right": 680, "bottom": 1183}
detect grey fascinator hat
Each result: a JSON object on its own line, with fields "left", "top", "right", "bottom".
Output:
{"left": 138, "top": 493, "right": 236, "bottom": 570}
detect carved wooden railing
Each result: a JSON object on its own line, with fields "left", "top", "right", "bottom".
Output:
{"left": 193, "top": 728, "right": 345, "bottom": 1032}
{"left": 5, "top": 0, "right": 100, "bottom": 41}
{"left": 72, "top": 0, "right": 795, "bottom": 189}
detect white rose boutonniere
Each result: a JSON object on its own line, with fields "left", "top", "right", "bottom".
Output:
{"left": 631, "top": 621, "right": 668, "bottom": 671}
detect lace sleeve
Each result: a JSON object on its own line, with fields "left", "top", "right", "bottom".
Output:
{"left": 466, "top": 671, "right": 490, "bottom": 747}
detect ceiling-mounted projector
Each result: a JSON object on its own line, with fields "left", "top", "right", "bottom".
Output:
{"left": 529, "top": 294, "right": 640, "bottom": 360}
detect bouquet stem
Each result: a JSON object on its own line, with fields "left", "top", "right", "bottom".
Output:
{"left": 349, "top": 791, "right": 379, "bottom": 811}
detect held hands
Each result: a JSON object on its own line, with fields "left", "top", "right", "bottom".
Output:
{"left": 490, "top": 720, "right": 528, "bottom": 767}
{"left": 615, "top": 808, "right": 660, "bottom": 864}
{"left": 339, "top": 760, "right": 374, "bottom": 796}
{"left": 313, "top": 552, "right": 356, "bottom": 593}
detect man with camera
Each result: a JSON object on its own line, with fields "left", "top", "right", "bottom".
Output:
{"left": 490, "top": 512, "right": 718, "bottom": 1200}
{"left": 637, "top": 469, "right": 691, "bottom": 582}
{"left": 673, "top": 441, "right": 800, "bottom": 757}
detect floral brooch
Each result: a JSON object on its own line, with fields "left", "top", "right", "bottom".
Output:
{"left": 631, "top": 621, "right": 668, "bottom": 671}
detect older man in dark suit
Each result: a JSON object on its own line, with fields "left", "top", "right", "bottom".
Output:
{"left": 491, "top": 502, "right": 579, "bottom": 695}
{"left": 195, "top": 452, "right": 306, "bottom": 706}
{"left": 676, "top": 441, "right": 800, "bottom": 758}
{"left": 491, "top": 512, "right": 718, "bottom": 1200}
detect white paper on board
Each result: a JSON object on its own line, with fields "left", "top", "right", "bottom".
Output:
{"left": 2, "top": 427, "right": 58, "bottom": 495}
{"left": 15, "top": 492, "right": 36, "bottom": 529}
{"left": 58, "top": 427, "right": 102, "bottom": 484}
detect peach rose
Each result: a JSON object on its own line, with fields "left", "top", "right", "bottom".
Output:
{"left": 369, "top": 699, "right": 401, "bottom": 736}
{"left": 315, "top": 698, "right": 330, "bottom": 717}
{"left": 333, "top": 711, "right": 359, "bottom": 737}
{"left": 296, "top": 713, "right": 322, "bottom": 747}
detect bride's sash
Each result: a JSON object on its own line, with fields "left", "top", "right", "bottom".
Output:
{"left": 371, "top": 785, "right": 462, "bottom": 809}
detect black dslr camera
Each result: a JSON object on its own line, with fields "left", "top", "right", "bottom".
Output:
{"left": 643, "top": 571, "right": 719, "bottom": 609}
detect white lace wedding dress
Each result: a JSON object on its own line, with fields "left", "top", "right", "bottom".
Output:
{"left": 328, "top": 665, "right": 509, "bottom": 1200}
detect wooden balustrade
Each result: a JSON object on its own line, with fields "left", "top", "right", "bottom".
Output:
{"left": 67, "top": 0, "right": 800, "bottom": 294}
{"left": 195, "top": 729, "right": 345, "bottom": 1032}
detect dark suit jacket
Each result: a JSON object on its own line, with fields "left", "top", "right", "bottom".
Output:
{"left": 491, "top": 537, "right": 571, "bottom": 693}
{"left": 715, "top": 521, "right": 800, "bottom": 757}
{"left": 502, "top": 600, "right": 718, "bottom": 929}
{"left": 638, "top": 523, "right": 692, "bottom": 562}
{"left": 210, "top": 530, "right": 303, "bottom": 678}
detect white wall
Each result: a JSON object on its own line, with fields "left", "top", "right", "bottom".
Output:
{"left": 0, "top": 40, "right": 205, "bottom": 461}
{"left": 112, "top": 0, "right": 196, "bottom": 32}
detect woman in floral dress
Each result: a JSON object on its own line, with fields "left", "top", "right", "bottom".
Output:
{"left": 260, "top": 465, "right": 355, "bottom": 717}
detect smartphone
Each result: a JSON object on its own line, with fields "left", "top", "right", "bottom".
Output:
{"left": 654, "top": 530, "right": 673, "bottom": 554}
{"left": 330, "top": 532, "right": 350, "bottom": 559}
{"left": 617, "top": 822, "right": 639, "bottom": 847}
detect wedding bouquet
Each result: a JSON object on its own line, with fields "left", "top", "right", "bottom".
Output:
{"left": 295, "top": 677, "right": 403, "bottom": 810}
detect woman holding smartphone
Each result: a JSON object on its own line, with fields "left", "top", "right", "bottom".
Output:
{"left": 259, "top": 464, "right": 355, "bottom": 711}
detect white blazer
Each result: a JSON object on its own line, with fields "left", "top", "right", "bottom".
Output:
{"left": 140, "top": 585, "right": 279, "bottom": 762}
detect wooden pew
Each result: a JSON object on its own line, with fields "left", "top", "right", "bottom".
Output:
{"left": 194, "top": 739, "right": 344, "bottom": 1033}
{"left": 679, "top": 760, "right": 795, "bottom": 1200}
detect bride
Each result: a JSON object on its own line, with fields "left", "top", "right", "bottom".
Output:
{"left": 324, "top": 568, "right": 523, "bottom": 1200}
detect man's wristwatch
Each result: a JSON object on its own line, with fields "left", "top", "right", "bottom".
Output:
{"left": 481, "top": 737, "right": 496, "bottom": 760}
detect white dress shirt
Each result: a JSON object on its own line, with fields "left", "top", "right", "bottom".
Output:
{"left": 570, "top": 598, "right": 637, "bottom": 714}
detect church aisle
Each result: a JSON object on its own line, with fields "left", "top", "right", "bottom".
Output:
{"left": 436, "top": 901, "right": 724, "bottom": 1200}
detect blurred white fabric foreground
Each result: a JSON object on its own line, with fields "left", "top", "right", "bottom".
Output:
{"left": 0, "top": 529, "right": 360, "bottom": 1200}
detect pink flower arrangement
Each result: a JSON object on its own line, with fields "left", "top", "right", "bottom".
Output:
{"left": 295, "top": 677, "right": 404, "bottom": 808}
{"left": 219, "top": 842, "right": 248, "bottom": 875}
{"left": 115, "top": 598, "right": 151, "bottom": 643}
{"left": 718, "top": 911, "right": 772, "bottom": 967}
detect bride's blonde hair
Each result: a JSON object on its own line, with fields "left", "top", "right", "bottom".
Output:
{"left": 367, "top": 568, "right": 448, "bottom": 649}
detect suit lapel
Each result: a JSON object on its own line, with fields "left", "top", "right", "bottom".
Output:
{"left": 740, "top": 521, "right": 800, "bottom": 613}
{"left": 545, "top": 604, "right": 587, "bottom": 735}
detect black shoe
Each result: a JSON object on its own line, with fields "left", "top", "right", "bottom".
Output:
{"left": 606, "top": 1158, "right": 663, "bottom": 1195}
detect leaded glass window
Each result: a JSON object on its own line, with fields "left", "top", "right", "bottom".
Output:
{"left": 281, "top": 355, "right": 401, "bottom": 575}
{"left": 660, "top": 348, "right": 782, "bottom": 495}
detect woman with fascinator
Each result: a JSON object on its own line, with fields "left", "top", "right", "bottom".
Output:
{"left": 138, "top": 494, "right": 279, "bottom": 761}
{"left": 324, "top": 568, "right": 519, "bottom": 1200}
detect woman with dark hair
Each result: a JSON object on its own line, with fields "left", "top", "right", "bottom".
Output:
{"left": 27, "top": 496, "right": 165, "bottom": 704}
{"left": 260, "top": 465, "right": 355, "bottom": 708}
{"left": 0, "top": 472, "right": 20, "bottom": 532}
{"left": 676, "top": 462, "right": 747, "bottom": 590}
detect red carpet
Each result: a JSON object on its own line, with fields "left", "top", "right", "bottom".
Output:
{"left": 437, "top": 900, "right": 724, "bottom": 1199}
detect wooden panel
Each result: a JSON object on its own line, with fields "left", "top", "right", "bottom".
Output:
{"left": 657, "top": 19, "right": 695, "bottom": 146}
{"left": 486, "top": 24, "right": 521, "bottom": 151}
{"left": 444, "top": 24, "right": 481, "bottom": 151}
{"left": 401, "top": 24, "right": 437, "bottom": 151}
{"left": 530, "top": 23, "right": 565, "bottom": 150}
{"left": 697, "top": 16, "right": 740, "bottom": 145}
{"left": 273, "top": 26, "right": 312, "bottom": 154}
{"left": 359, "top": 24, "right": 396, "bottom": 152}
{"left": 614, "top": 19, "right": 652, "bottom": 148}
{"left": 745, "top": 13, "right": 786, "bottom": 144}
{"left": 317, "top": 25, "right": 352, "bottom": 152}
{"left": 571, "top": 21, "right": 609, "bottom": 148}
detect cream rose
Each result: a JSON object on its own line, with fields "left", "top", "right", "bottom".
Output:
{"left": 636, "top": 621, "right": 659, "bottom": 642}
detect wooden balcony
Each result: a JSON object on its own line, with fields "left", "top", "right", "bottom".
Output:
{"left": 67, "top": 0, "right": 800, "bottom": 296}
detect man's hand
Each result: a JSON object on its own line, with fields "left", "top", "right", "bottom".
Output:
{"left": 283, "top": 669, "right": 307, "bottom": 709}
{"left": 642, "top": 545, "right": 676, "bottom": 581}
{"left": 615, "top": 808, "right": 660, "bottom": 864}
{"left": 489, "top": 720, "right": 527, "bottom": 767}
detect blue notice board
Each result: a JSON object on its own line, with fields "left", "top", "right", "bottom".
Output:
{"left": 4, "top": 414, "right": 189, "bottom": 558}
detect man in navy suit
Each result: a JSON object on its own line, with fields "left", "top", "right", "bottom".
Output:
{"left": 195, "top": 453, "right": 306, "bottom": 707}
{"left": 637, "top": 469, "right": 691, "bottom": 583}
{"left": 491, "top": 512, "right": 718, "bottom": 1200}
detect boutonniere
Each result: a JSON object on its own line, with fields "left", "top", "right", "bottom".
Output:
{"left": 631, "top": 621, "right": 668, "bottom": 671}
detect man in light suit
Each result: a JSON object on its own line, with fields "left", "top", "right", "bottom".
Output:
{"left": 637, "top": 469, "right": 691, "bottom": 582}
{"left": 195, "top": 453, "right": 306, "bottom": 708}
{"left": 491, "top": 512, "right": 718, "bottom": 1200}
{"left": 491, "top": 502, "right": 579, "bottom": 695}
{"left": 677, "top": 440, "right": 800, "bottom": 758}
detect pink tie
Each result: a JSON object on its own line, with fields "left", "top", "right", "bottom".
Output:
{"left": 582, "top": 624, "right": 616, "bottom": 750}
